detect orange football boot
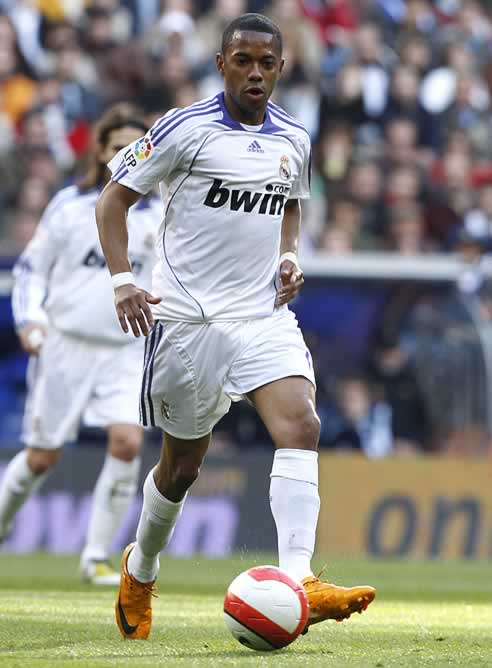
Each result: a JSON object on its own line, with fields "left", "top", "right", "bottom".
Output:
{"left": 115, "top": 543, "right": 156, "bottom": 640}
{"left": 302, "top": 576, "right": 376, "bottom": 630}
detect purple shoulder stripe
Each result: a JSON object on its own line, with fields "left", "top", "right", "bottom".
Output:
{"left": 151, "top": 96, "right": 219, "bottom": 137}
{"left": 112, "top": 159, "right": 127, "bottom": 181}
{"left": 268, "top": 105, "right": 309, "bottom": 136}
{"left": 114, "top": 167, "right": 129, "bottom": 182}
{"left": 152, "top": 105, "right": 221, "bottom": 146}
{"left": 269, "top": 101, "right": 305, "bottom": 123}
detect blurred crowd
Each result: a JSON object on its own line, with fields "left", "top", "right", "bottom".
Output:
{"left": 1, "top": 0, "right": 492, "bottom": 256}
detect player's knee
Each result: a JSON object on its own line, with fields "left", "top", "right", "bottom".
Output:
{"left": 26, "top": 448, "right": 61, "bottom": 475}
{"left": 277, "top": 409, "right": 320, "bottom": 450}
{"left": 295, "top": 410, "right": 320, "bottom": 449}
{"left": 109, "top": 427, "right": 143, "bottom": 462}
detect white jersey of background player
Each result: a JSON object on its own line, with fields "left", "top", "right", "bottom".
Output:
{"left": 0, "top": 105, "right": 160, "bottom": 585}
{"left": 14, "top": 186, "right": 158, "bottom": 342}
{"left": 97, "top": 14, "right": 375, "bottom": 640}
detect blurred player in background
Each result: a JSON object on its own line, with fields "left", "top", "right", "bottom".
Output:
{"left": 0, "top": 104, "right": 161, "bottom": 585}
{"left": 96, "top": 14, "right": 375, "bottom": 638}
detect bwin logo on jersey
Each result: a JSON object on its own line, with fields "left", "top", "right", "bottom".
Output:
{"left": 204, "top": 179, "right": 286, "bottom": 216}
{"left": 247, "top": 140, "right": 264, "bottom": 153}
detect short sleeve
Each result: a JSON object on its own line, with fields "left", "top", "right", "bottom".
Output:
{"left": 108, "top": 110, "right": 186, "bottom": 195}
{"left": 289, "top": 136, "right": 311, "bottom": 200}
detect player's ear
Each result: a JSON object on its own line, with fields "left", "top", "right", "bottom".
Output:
{"left": 278, "top": 58, "right": 285, "bottom": 77}
{"left": 216, "top": 52, "right": 225, "bottom": 77}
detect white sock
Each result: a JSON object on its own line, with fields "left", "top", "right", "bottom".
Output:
{"left": 127, "top": 468, "right": 186, "bottom": 582}
{"left": 81, "top": 454, "right": 141, "bottom": 564}
{"left": 270, "top": 449, "right": 320, "bottom": 583}
{"left": 0, "top": 450, "right": 48, "bottom": 538}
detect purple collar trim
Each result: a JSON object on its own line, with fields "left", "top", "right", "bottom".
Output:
{"left": 215, "top": 92, "right": 282, "bottom": 135}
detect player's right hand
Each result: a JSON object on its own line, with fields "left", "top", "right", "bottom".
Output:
{"left": 18, "top": 323, "right": 47, "bottom": 356}
{"left": 275, "top": 259, "right": 304, "bottom": 307}
{"left": 115, "top": 284, "right": 162, "bottom": 337}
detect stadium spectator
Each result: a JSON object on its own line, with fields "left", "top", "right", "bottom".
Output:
{"left": 398, "top": 32, "right": 433, "bottom": 76}
{"left": 345, "top": 160, "right": 385, "bottom": 236}
{"left": 320, "top": 196, "right": 377, "bottom": 253}
{"left": 367, "top": 330, "right": 431, "bottom": 453}
{"left": 386, "top": 204, "right": 434, "bottom": 255}
{"left": 321, "top": 374, "right": 394, "bottom": 459}
{"left": 0, "top": 21, "right": 38, "bottom": 124}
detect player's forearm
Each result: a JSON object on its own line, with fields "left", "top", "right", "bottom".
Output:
{"left": 12, "top": 231, "right": 54, "bottom": 329}
{"left": 12, "top": 273, "right": 48, "bottom": 331}
{"left": 96, "top": 182, "right": 140, "bottom": 275}
{"left": 280, "top": 199, "right": 301, "bottom": 256}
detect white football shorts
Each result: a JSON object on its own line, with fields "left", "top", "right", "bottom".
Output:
{"left": 140, "top": 308, "right": 316, "bottom": 439}
{"left": 22, "top": 328, "right": 144, "bottom": 449}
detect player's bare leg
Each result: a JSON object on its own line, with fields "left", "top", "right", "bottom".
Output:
{"left": 116, "top": 432, "right": 210, "bottom": 639}
{"left": 249, "top": 376, "right": 376, "bottom": 629}
{"left": 81, "top": 424, "right": 143, "bottom": 585}
{"left": 0, "top": 447, "right": 61, "bottom": 542}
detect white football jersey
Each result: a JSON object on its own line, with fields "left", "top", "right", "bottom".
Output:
{"left": 108, "top": 93, "right": 311, "bottom": 322}
{"left": 12, "top": 185, "right": 161, "bottom": 345}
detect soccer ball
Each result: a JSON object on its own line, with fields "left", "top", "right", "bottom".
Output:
{"left": 223, "top": 565, "right": 309, "bottom": 651}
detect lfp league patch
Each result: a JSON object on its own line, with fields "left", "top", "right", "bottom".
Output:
{"left": 124, "top": 135, "right": 153, "bottom": 169}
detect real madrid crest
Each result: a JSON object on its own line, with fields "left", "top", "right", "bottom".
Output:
{"left": 279, "top": 155, "right": 291, "bottom": 181}
{"left": 160, "top": 398, "right": 170, "bottom": 420}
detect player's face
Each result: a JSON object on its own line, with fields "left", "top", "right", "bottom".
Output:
{"left": 217, "top": 30, "right": 284, "bottom": 123}
{"left": 99, "top": 126, "right": 144, "bottom": 164}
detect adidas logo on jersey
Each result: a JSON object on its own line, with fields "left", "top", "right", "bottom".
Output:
{"left": 247, "top": 140, "right": 264, "bottom": 153}
{"left": 204, "top": 179, "right": 287, "bottom": 216}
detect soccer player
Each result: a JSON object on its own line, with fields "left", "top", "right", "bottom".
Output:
{"left": 96, "top": 14, "right": 376, "bottom": 638}
{"left": 0, "top": 104, "right": 161, "bottom": 585}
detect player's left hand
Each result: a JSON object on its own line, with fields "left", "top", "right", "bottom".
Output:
{"left": 275, "top": 260, "right": 304, "bottom": 307}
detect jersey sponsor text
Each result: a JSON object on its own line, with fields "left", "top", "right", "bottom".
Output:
{"left": 203, "top": 179, "right": 287, "bottom": 216}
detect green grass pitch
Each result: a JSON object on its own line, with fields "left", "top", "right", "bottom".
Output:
{"left": 0, "top": 553, "right": 490, "bottom": 667}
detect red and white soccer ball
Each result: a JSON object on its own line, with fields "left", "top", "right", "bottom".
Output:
{"left": 223, "top": 565, "right": 309, "bottom": 651}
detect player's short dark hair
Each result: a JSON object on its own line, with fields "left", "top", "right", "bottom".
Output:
{"left": 221, "top": 13, "right": 282, "bottom": 56}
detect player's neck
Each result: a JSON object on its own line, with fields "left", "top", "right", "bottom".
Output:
{"left": 223, "top": 92, "right": 266, "bottom": 126}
